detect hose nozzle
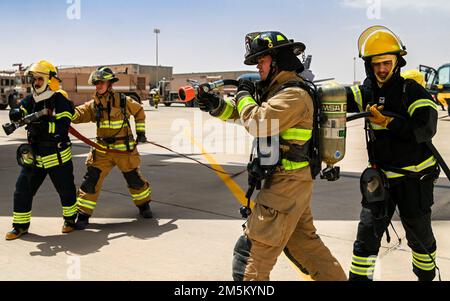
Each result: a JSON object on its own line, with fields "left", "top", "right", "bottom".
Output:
{"left": 178, "top": 80, "right": 227, "bottom": 103}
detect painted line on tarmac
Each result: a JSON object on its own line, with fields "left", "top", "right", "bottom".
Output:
{"left": 186, "top": 131, "right": 314, "bottom": 281}
{"left": 186, "top": 131, "right": 251, "bottom": 208}
{"left": 283, "top": 255, "right": 313, "bottom": 281}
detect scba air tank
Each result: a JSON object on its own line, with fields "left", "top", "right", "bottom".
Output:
{"left": 318, "top": 82, "right": 347, "bottom": 180}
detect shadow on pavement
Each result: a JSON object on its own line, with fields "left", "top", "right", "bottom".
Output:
{"left": 0, "top": 143, "right": 449, "bottom": 222}
{"left": 21, "top": 218, "right": 178, "bottom": 257}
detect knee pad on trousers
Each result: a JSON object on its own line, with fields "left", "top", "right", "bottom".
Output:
{"left": 80, "top": 167, "right": 102, "bottom": 194}
{"left": 232, "top": 236, "right": 252, "bottom": 281}
{"left": 123, "top": 169, "right": 145, "bottom": 190}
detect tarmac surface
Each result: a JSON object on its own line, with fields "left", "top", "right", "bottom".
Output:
{"left": 0, "top": 102, "right": 449, "bottom": 281}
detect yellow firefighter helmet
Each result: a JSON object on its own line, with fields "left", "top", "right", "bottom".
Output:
{"left": 25, "top": 60, "right": 61, "bottom": 92}
{"left": 358, "top": 25, "right": 407, "bottom": 60}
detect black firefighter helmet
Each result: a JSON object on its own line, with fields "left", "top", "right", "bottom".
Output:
{"left": 89, "top": 66, "right": 120, "bottom": 85}
{"left": 244, "top": 31, "right": 306, "bottom": 73}
{"left": 244, "top": 31, "right": 305, "bottom": 64}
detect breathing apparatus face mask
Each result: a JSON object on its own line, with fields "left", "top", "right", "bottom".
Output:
{"left": 360, "top": 168, "right": 389, "bottom": 214}
{"left": 17, "top": 144, "right": 36, "bottom": 168}
{"left": 360, "top": 167, "right": 392, "bottom": 239}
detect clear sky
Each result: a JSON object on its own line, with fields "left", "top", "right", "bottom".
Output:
{"left": 1, "top": 0, "right": 449, "bottom": 83}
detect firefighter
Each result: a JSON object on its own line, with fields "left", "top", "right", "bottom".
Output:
{"left": 197, "top": 31, "right": 347, "bottom": 281}
{"left": 5, "top": 60, "right": 78, "bottom": 240}
{"left": 346, "top": 26, "right": 439, "bottom": 281}
{"left": 72, "top": 67, "right": 152, "bottom": 230}
{"left": 153, "top": 90, "right": 160, "bottom": 109}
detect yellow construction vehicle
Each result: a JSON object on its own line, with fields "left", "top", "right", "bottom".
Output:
{"left": 420, "top": 64, "right": 450, "bottom": 115}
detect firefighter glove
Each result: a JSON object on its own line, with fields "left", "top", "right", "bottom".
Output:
{"left": 197, "top": 92, "right": 220, "bottom": 113}
{"left": 367, "top": 104, "right": 393, "bottom": 128}
{"left": 9, "top": 108, "right": 24, "bottom": 123}
{"left": 136, "top": 133, "right": 148, "bottom": 144}
{"left": 237, "top": 79, "right": 256, "bottom": 96}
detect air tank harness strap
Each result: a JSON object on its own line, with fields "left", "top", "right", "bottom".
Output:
{"left": 95, "top": 102, "right": 105, "bottom": 129}
{"left": 120, "top": 93, "right": 132, "bottom": 152}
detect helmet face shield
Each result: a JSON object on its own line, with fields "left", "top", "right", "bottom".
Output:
{"left": 26, "top": 71, "right": 47, "bottom": 83}
{"left": 358, "top": 25, "right": 407, "bottom": 59}
{"left": 89, "top": 67, "right": 119, "bottom": 86}
{"left": 245, "top": 32, "right": 261, "bottom": 57}
{"left": 25, "top": 60, "right": 59, "bottom": 79}
{"left": 358, "top": 25, "right": 389, "bottom": 58}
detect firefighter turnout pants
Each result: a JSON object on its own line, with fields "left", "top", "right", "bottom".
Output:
{"left": 350, "top": 177, "right": 437, "bottom": 281}
{"left": 12, "top": 161, "right": 78, "bottom": 230}
{"left": 77, "top": 149, "right": 151, "bottom": 216}
{"left": 232, "top": 169, "right": 347, "bottom": 281}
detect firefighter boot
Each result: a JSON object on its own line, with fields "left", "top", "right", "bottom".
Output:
{"left": 62, "top": 219, "right": 77, "bottom": 234}
{"left": 5, "top": 227, "right": 29, "bottom": 241}
{"left": 138, "top": 203, "right": 153, "bottom": 219}
{"left": 75, "top": 212, "right": 91, "bottom": 230}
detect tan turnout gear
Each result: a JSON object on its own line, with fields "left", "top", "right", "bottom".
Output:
{"left": 214, "top": 71, "right": 347, "bottom": 281}
{"left": 72, "top": 88, "right": 151, "bottom": 216}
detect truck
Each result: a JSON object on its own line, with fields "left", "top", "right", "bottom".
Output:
{"left": 0, "top": 73, "right": 17, "bottom": 110}
{"left": 151, "top": 78, "right": 183, "bottom": 107}
{"left": 420, "top": 64, "right": 450, "bottom": 116}
{"left": 0, "top": 66, "right": 32, "bottom": 110}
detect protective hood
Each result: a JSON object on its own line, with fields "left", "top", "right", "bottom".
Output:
{"left": 33, "top": 89, "right": 55, "bottom": 102}
{"left": 364, "top": 54, "right": 406, "bottom": 87}
{"left": 372, "top": 54, "right": 398, "bottom": 86}
{"left": 273, "top": 47, "right": 305, "bottom": 73}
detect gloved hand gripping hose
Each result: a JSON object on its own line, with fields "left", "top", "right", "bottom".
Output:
{"left": 178, "top": 80, "right": 240, "bottom": 103}
{"left": 347, "top": 111, "right": 450, "bottom": 181}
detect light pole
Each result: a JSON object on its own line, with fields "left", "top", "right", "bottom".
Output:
{"left": 154, "top": 28, "right": 160, "bottom": 88}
